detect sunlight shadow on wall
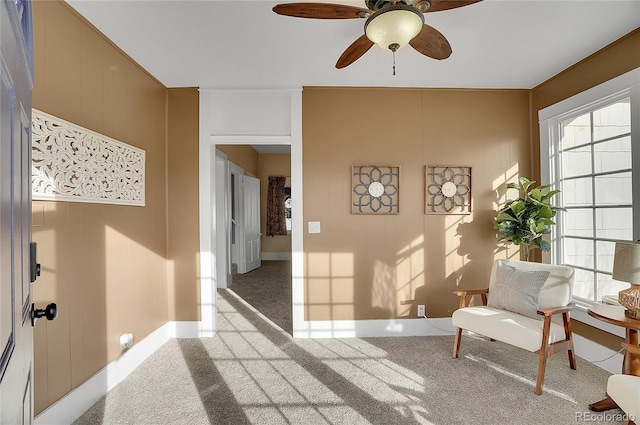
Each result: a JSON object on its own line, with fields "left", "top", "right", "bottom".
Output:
{"left": 493, "top": 164, "right": 520, "bottom": 207}
{"left": 304, "top": 252, "right": 354, "bottom": 321}
{"left": 105, "top": 225, "right": 167, "bottom": 364}
{"left": 445, "top": 215, "right": 468, "bottom": 284}
{"left": 395, "top": 235, "right": 425, "bottom": 317}
{"left": 372, "top": 260, "right": 397, "bottom": 317}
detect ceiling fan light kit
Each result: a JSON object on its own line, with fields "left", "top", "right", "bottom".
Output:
{"left": 364, "top": 4, "right": 425, "bottom": 52}
{"left": 273, "top": 0, "right": 482, "bottom": 69}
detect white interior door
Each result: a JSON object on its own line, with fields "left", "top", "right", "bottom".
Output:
{"left": 1, "top": 1, "right": 35, "bottom": 423}
{"left": 239, "top": 175, "right": 261, "bottom": 273}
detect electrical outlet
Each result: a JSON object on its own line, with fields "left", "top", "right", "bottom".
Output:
{"left": 417, "top": 305, "right": 425, "bottom": 317}
{"left": 120, "top": 333, "right": 134, "bottom": 350}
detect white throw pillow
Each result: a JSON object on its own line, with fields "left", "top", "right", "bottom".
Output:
{"left": 488, "top": 263, "right": 550, "bottom": 320}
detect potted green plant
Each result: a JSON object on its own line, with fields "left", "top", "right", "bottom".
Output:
{"left": 493, "top": 177, "right": 561, "bottom": 261}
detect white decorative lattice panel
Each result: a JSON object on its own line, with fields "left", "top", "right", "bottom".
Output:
{"left": 31, "top": 109, "right": 145, "bottom": 206}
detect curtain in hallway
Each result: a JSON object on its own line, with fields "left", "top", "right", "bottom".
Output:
{"left": 266, "top": 176, "right": 288, "bottom": 236}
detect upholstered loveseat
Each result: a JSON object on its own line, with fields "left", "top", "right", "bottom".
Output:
{"left": 451, "top": 259, "right": 576, "bottom": 395}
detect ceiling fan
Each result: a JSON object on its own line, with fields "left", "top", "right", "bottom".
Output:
{"left": 273, "top": 0, "right": 482, "bottom": 71}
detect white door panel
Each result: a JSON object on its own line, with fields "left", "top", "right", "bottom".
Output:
{"left": 240, "top": 175, "right": 261, "bottom": 273}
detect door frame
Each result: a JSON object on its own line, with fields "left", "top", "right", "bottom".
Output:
{"left": 229, "top": 161, "right": 243, "bottom": 280}
{"left": 214, "top": 150, "right": 230, "bottom": 289}
{"left": 198, "top": 88, "right": 303, "bottom": 337}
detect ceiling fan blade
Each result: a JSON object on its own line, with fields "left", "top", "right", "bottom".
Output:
{"left": 335, "top": 35, "right": 374, "bottom": 69}
{"left": 273, "top": 3, "right": 369, "bottom": 19}
{"left": 409, "top": 24, "right": 452, "bottom": 60}
{"left": 418, "top": 0, "right": 482, "bottom": 13}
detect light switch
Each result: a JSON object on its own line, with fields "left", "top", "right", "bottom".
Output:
{"left": 308, "top": 221, "right": 321, "bottom": 234}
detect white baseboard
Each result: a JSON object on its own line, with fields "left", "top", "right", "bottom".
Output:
{"left": 294, "top": 317, "right": 624, "bottom": 374}
{"left": 293, "top": 317, "right": 457, "bottom": 338}
{"left": 34, "top": 321, "right": 200, "bottom": 425}
{"left": 573, "top": 333, "right": 623, "bottom": 375}
{"left": 261, "top": 251, "right": 292, "bottom": 261}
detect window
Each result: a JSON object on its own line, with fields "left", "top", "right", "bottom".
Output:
{"left": 540, "top": 68, "right": 640, "bottom": 308}
{"left": 559, "top": 98, "right": 632, "bottom": 303}
{"left": 284, "top": 178, "right": 292, "bottom": 232}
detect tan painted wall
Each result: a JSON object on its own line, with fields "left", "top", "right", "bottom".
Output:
{"left": 530, "top": 28, "right": 640, "bottom": 350}
{"left": 167, "top": 88, "right": 200, "bottom": 321}
{"left": 531, "top": 28, "right": 640, "bottom": 184}
{"left": 217, "top": 145, "right": 259, "bottom": 177}
{"left": 302, "top": 87, "right": 530, "bottom": 320}
{"left": 259, "top": 153, "right": 292, "bottom": 254}
{"left": 32, "top": 1, "right": 168, "bottom": 414}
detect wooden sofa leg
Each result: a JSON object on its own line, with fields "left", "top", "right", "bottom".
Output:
{"left": 535, "top": 350, "right": 547, "bottom": 395}
{"left": 453, "top": 327, "right": 462, "bottom": 358}
{"left": 563, "top": 312, "right": 577, "bottom": 370}
{"left": 535, "top": 315, "right": 553, "bottom": 395}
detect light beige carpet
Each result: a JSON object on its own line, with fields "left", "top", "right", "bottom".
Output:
{"left": 74, "top": 287, "right": 626, "bottom": 425}
{"left": 227, "top": 260, "right": 292, "bottom": 335}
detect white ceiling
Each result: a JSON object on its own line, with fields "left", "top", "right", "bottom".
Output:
{"left": 250, "top": 144, "right": 292, "bottom": 153}
{"left": 65, "top": 0, "right": 640, "bottom": 90}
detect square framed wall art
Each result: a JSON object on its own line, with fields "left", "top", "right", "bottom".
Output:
{"left": 425, "top": 165, "right": 471, "bottom": 214}
{"left": 352, "top": 165, "right": 400, "bottom": 215}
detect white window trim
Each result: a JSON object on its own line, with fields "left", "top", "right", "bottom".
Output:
{"left": 539, "top": 67, "right": 640, "bottom": 335}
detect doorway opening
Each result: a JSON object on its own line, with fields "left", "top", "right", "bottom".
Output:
{"left": 198, "top": 86, "right": 303, "bottom": 338}
{"left": 216, "top": 144, "right": 293, "bottom": 334}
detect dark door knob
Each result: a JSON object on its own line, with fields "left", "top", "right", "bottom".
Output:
{"left": 31, "top": 303, "right": 57, "bottom": 326}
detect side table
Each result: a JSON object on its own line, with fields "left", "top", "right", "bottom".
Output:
{"left": 587, "top": 304, "right": 640, "bottom": 412}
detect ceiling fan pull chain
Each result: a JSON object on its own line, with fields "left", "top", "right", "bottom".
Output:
{"left": 387, "top": 42, "right": 399, "bottom": 76}
{"left": 392, "top": 49, "right": 396, "bottom": 75}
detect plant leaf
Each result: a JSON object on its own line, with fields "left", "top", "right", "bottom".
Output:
{"left": 533, "top": 221, "right": 546, "bottom": 233}
{"left": 530, "top": 188, "right": 542, "bottom": 202}
{"left": 538, "top": 205, "right": 554, "bottom": 219}
{"left": 519, "top": 177, "right": 535, "bottom": 193}
{"left": 536, "top": 239, "right": 551, "bottom": 252}
{"left": 542, "top": 189, "right": 561, "bottom": 200}
{"left": 495, "top": 212, "right": 518, "bottom": 223}
{"left": 509, "top": 200, "right": 526, "bottom": 217}
{"left": 497, "top": 221, "right": 517, "bottom": 236}
{"left": 506, "top": 182, "right": 519, "bottom": 190}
